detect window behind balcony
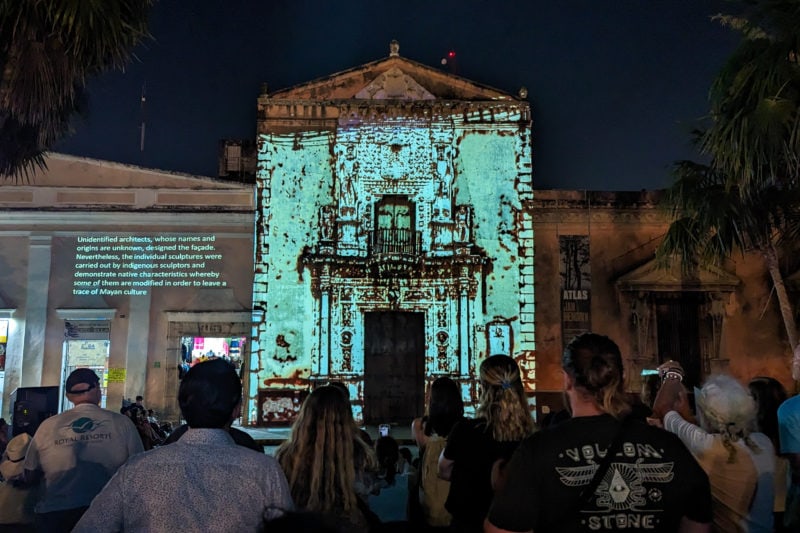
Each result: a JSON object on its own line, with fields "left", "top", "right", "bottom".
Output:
{"left": 374, "top": 196, "right": 414, "bottom": 254}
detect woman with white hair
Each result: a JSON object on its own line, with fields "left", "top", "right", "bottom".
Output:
{"left": 653, "top": 369, "right": 775, "bottom": 532}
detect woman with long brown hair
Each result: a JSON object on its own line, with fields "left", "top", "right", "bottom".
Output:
{"left": 437, "top": 355, "right": 535, "bottom": 532}
{"left": 275, "top": 385, "right": 377, "bottom": 532}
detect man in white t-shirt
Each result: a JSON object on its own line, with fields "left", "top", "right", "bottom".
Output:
{"left": 23, "top": 368, "right": 143, "bottom": 532}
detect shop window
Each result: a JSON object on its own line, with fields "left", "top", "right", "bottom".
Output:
{"left": 179, "top": 336, "right": 246, "bottom": 379}
{"left": 63, "top": 324, "right": 111, "bottom": 410}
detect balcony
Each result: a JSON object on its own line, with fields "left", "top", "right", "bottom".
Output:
{"left": 369, "top": 228, "right": 421, "bottom": 256}
{"left": 367, "top": 228, "right": 422, "bottom": 279}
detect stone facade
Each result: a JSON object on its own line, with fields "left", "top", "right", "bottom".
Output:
{"left": 530, "top": 190, "right": 796, "bottom": 418}
{"left": 252, "top": 44, "right": 534, "bottom": 422}
{"left": 0, "top": 154, "right": 255, "bottom": 422}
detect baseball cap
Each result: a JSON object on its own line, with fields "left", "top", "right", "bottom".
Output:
{"left": 65, "top": 368, "right": 100, "bottom": 394}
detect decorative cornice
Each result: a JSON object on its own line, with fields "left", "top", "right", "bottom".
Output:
{"left": 0, "top": 212, "right": 254, "bottom": 228}
{"left": 164, "top": 311, "right": 252, "bottom": 323}
{"left": 56, "top": 308, "right": 117, "bottom": 320}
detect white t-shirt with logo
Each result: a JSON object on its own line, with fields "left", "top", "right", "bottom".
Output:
{"left": 23, "top": 402, "right": 144, "bottom": 513}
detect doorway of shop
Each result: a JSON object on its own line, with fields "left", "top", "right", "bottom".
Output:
{"left": 363, "top": 311, "right": 424, "bottom": 426}
{"left": 178, "top": 335, "right": 246, "bottom": 379}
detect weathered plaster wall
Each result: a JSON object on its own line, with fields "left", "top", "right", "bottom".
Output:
{"left": 253, "top": 99, "right": 534, "bottom": 420}
{"left": 455, "top": 128, "right": 526, "bottom": 351}
{"left": 253, "top": 132, "right": 335, "bottom": 390}
{"left": 531, "top": 191, "right": 795, "bottom": 404}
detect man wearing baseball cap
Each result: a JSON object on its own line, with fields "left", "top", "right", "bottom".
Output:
{"left": 23, "top": 368, "right": 143, "bottom": 532}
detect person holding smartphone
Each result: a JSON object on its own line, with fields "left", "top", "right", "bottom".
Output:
{"left": 652, "top": 362, "right": 775, "bottom": 532}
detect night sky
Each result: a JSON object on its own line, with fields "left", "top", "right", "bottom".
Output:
{"left": 54, "top": 0, "right": 741, "bottom": 190}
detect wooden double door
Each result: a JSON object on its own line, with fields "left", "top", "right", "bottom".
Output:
{"left": 363, "top": 312, "right": 425, "bottom": 426}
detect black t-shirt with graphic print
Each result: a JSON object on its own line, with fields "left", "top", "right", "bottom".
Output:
{"left": 487, "top": 414, "right": 711, "bottom": 533}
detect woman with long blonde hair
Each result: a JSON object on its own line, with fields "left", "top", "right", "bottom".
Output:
{"left": 275, "top": 385, "right": 376, "bottom": 532}
{"left": 438, "top": 355, "right": 535, "bottom": 532}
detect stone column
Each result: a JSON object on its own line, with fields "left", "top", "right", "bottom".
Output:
{"left": 123, "top": 291, "right": 151, "bottom": 401}
{"left": 319, "top": 289, "right": 331, "bottom": 377}
{"left": 21, "top": 235, "right": 53, "bottom": 387}
{"left": 458, "top": 269, "right": 470, "bottom": 376}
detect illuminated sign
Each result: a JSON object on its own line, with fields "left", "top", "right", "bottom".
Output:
{"left": 71, "top": 234, "right": 227, "bottom": 296}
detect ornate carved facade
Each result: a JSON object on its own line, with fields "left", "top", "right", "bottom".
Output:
{"left": 252, "top": 42, "right": 534, "bottom": 422}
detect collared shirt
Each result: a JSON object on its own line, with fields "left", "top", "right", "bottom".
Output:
{"left": 23, "top": 403, "right": 144, "bottom": 513}
{"left": 73, "top": 428, "right": 293, "bottom": 532}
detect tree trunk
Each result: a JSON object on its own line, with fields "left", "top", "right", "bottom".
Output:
{"left": 764, "top": 244, "right": 800, "bottom": 380}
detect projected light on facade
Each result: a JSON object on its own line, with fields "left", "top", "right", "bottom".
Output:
{"left": 250, "top": 45, "right": 535, "bottom": 425}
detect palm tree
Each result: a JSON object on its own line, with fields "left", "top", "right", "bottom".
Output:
{"left": 660, "top": 1, "right": 800, "bottom": 378}
{"left": 0, "top": 0, "right": 154, "bottom": 179}
{"left": 701, "top": 1, "right": 800, "bottom": 191}
{"left": 658, "top": 160, "right": 800, "bottom": 379}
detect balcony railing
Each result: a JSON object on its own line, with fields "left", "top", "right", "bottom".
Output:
{"left": 369, "top": 228, "right": 421, "bottom": 256}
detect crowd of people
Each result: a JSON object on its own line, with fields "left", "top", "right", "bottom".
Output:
{"left": 0, "top": 332, "right": 799, "bottom": 532}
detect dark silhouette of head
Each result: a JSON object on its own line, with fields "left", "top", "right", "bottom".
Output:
{"left": 748, "top": 376, "right": 787, "bottom": 450}
{"left": 375, "top": 436, "right": 399, "bottom": 484}
{"left": 563, "top": 333, "right": 630, "bottom": 418}
{"left": 179, "top": 358, "right": 242, "bottom": 428}
{"left": 425, "top": 376, "right": 464, "bottom": 437}
{"left": 326, "top": 381, "right": 350, "bottom": 401}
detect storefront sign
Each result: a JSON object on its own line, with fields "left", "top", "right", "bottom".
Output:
{"left": 64, "top": 321, "right": 111, "bottom": 340}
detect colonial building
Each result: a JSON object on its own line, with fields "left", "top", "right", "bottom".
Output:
{"left": 252, "top": 41, "right": 534, "bottom": 424}
{"left": 0, "top": 154, "right": 256, "bottom": 424}
{"left": 0, "top": 43, "right": 795, "bottom": 429}
{"left": 530, "top": 190, "right": 795, "bottom": 417}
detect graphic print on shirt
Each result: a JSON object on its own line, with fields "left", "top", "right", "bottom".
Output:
{"left": 556, "top": 441, "right": 674, "bottom": 530}
{"left": 53, "top": 417, "right": 112, "bottom": 445}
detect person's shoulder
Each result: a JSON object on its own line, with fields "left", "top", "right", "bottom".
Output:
{"left": 779, "top": 395, "right": 800, "bottom": 416}
{"left": 233, "top": 445, "right": 283, "bottom": 471}
{"left": 748, "top": 431, "right": 775, "bottom": 452}
{"left": 454, "top": 417, "right": 483, "bottom": 432}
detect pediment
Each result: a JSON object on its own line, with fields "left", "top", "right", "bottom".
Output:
{"left": 616, "top": 257, "right": 740, "bottom": 293}
{"left": 354, "top": 67, "right": 435, "bottom": 100}
{"left": 268, "top": 55, "right": 518, "bottom": 101}
{"left": 23, "top": 153, "right": 238, "bottom": 189}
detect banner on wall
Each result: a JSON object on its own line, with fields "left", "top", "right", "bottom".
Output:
{"left": 559, "top": 235, "right": 591, "bottom": 347}
{"left": 66, "top": 340, "right": 109, "bottom": 367}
